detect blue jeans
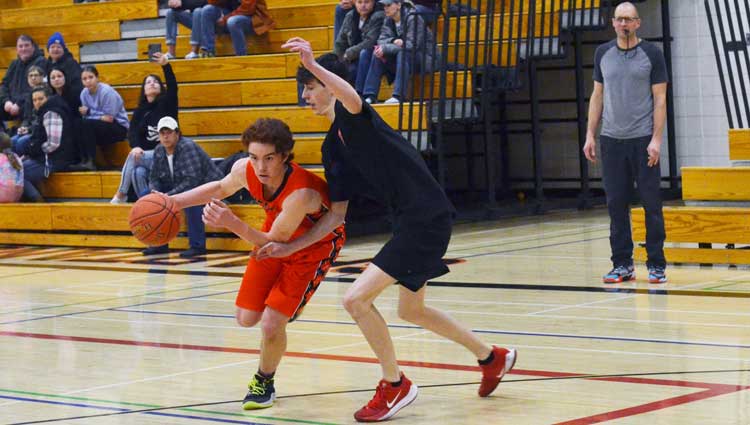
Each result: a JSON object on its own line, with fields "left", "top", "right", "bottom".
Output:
{"left": 165, "top": 7, "right": 203, "bottom": 47}
{"left": 414, "top": 4, "right": 440, "bottom": 24}
{"left": 116, "top": 149, "right": 154, "bottom": 197}
{"left": 333, "top": 4, "right": 351, "bottom": 41}
{"left": 200, "top": 4, "right": 232, "bottom": 53}
{"left": 226, "top": 14, "right": 255, "bottom": 56}
{"left": 22, "top": 157, "right": 56, "bottom": 201}
{"left": 363, "top": 50, "right": 411, "bottom": 100}
{"left": 11, "top": 134, "right": 31, "bottom": 156}
{"left": 600, "top": 135, "right": 666, "bottom": 269}
{"left": 348, "top": 48, "right": 373, "bottom": 94}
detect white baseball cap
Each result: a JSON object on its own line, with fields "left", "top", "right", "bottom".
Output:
{"left": 157, "top": 116, "right": 179, "bottom": 131}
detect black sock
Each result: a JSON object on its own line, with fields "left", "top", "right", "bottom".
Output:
{"left": 390, "top": 377, "right": 403, "bottom": 387}
{"left": 256, "top": 370, "right": 275, "bottom": 381}
{"left": 478, "top": 350, "right": 495, "bottom": 365}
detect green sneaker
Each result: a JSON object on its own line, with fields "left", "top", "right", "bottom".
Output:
{"left": 242, "top": 373, "right": 275, "bottom": 410}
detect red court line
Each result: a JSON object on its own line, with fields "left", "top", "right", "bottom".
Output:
{"left": 554, "top": 387, "right": 745, "bottom": 425}
{"left": 3, "top": 330, "right": 749, "bottom": 423}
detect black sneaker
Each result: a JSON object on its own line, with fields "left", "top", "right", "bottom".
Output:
{"left": 142, "top": 245, "right": 169, "bottom": 256}
{"left": 242, "top": 373, "right": 275, "bottom": 410}
{"left": 602, "top": 265, "right": 635, "bottom": 283}
{"left": 179, "top": 248, "right": 207, "bottom": 258}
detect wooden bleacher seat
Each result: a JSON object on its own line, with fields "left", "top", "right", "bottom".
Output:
{"left": 682, "top": 167, "right": 750, "bottom": 201}
{"left": 633, "top": 206, "right": 750, "bottom": 265}
{"left": 633, "top": 130, "right": 750, "bottom": 265}
{"left": 729, "top": 129, "right": 750, "bottom": 160}
{"left": 0, "top": 202, "right": 266, "bottom": 251}
{"left": 0, "top": 20, "right": 121, "bottom": 48}
{"left": 116, "top": 73, "right": 470, "bottom": 109}
{"left": 0, "top": 0, "right": 158, "bottom": 30}
{"left": 39, "top": 167, "right": 326, "bottom": 199}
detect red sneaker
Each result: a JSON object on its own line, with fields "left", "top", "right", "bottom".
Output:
{"left": 354, "top": 373, "right": 418, "bottom": 422}
{"left": 478, "top": 346, "right": 517, "bottom": 397}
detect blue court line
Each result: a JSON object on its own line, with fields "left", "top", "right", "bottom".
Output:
{"left": 0, "top": 395, "right": 271, "bottom": 425}
{"left": 110, "top": 308, "right": 750, "bottom": 350}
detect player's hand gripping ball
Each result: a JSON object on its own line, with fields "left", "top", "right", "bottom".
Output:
{"left": 128, "top": 192, "right": 181, "bottom": 246}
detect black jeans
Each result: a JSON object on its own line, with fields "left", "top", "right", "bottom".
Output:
{"left": 600, "top": 135, "right": 666, "bottom": 269}
{"left": 79, "top": 118, "right": 127, "bottom": 160}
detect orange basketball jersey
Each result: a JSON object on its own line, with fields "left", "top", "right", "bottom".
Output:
{"left": 245, "top": 160, "right": 344, "bottom": 244}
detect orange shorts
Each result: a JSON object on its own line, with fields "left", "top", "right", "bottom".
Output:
{"left": 236, "top": 233, "right": 344, "bottom": 322}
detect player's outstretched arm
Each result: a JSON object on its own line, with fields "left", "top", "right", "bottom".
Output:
{"left": 255, "top": 200, "right": 348, "bottom": 260}
{"left": 282, "top": 37, "right": 362, "bottom": 115}
{"left": 172, "top": 158, "right": 247, "bottom": 210}
{"left": 205, "top": 188, "right": 325, "bottom": 250}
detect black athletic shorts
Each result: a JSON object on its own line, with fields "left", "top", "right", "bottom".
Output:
{"left": 372, "top": 212, "right": 453, "bottom": 291}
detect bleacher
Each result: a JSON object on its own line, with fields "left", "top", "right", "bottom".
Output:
{"left": 0, "top": 0, "right": 608, "bottom": 251}
{"left": 632, "top": 128, "right": 750, "bottom": 265}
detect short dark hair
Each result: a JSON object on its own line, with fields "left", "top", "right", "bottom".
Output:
{"left": 241, "top": 118, "right": 295, "bottom": 163}
{"left": 296, "top": 53, "right": 350, "bottom": 86}
{"left": 81, "top": 65, "right": 99, "bottom": 77}
{"left": 31, "top": 86, "right": 50, "bottom": 97}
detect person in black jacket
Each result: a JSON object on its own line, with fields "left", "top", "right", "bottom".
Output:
{"left": 165, "top": 0, "right": 208, "bottom": 59}
{"left": 10, "top": 65, "right": 45, "bottom": 156}
{"left": 333, "top": 0, "right": 385, "bottom": 94}
{"left": 111, "top": 53, "right": 178, "bottom": 204}
{"left": 0, "top": 35, "right": 46, "bottom": 122}
{"left": 44, "top": 33, "right": 83, "bottom": 98}
{"left": 22, "top": 87, "right": 77, "bottom": 202}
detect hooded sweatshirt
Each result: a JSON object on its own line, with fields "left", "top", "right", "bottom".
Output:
{"left": 0, "top": 47, "right": 46, "bottom": 108}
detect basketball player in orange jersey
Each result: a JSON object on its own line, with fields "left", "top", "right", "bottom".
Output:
{"left": 259, "top": 38, "right": 517, "bottom": 422}
{"left": 169, "top": 118, "right": 345, "bottom": 410}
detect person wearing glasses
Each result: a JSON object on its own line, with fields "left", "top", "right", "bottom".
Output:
{"left": 583, "top": 1, "right": 668, "bottom": 284}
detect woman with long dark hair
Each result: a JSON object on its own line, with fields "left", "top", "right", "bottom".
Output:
{"left": 111, "top": 53, "right": 177, "bottom": 203}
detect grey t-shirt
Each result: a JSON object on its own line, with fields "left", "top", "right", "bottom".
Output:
{"left": 593, "top": 39, "right": 668, "bottom": 139}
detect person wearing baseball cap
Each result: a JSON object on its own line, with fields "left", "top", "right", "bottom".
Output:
{"left": 143, "top": 116, "right": 223, "bottom": 258}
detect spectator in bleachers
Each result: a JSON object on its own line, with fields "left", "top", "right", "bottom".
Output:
{"left": 199, "top": 0, "right": 275, "bottom": 57}
{"left": 0, "top": 132, "right": 23, "bottom": 203}
{"left": 74, "top": 65, "right": 129, "bottom": 171}
{"left": 48, "top": 67, "right": 83, "bottom": 120}
{"left": 1, "top": 35, "right": 46, "bottom": 123}
{"left": 10, "top": 66, "right": 46, "bottom": 156}
{"left": 165, "top": 0, "right": 208, "bottom": 60}
{"left": 111, "top": 53, "right": 178, "bottom": 204}
{"left": 146, "top": 116, "right": 223, "bottom": 258}
{"left": 44, "top": 32, "right": 83, "bottom": 96}
{"left": 412, "top": 0, "right": 440, "bottom": 23}
{"left": 334, "top": 0, "right": 385, "bottom": 95}
{"left": 21, "top": 87, "right": 77, "bottom": 202}
{"left": 334, "top": 0, "right": 354, "bottom": 41}
{"left": 362, "top": 0, "right": 439, "bottom": 104}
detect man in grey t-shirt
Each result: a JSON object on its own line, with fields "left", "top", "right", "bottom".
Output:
{"left": 583, "top": 2, "right": 668, "bottom": 284}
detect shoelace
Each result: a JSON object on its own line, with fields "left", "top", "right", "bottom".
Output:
{"left": 610, "top": 266, "right": 631, "bottom": 276}
{"left": 248, "top": 378, "right": 268, "bottom": 396}
{"left": 367, "top": 384, "right": 386, "bottom": 408}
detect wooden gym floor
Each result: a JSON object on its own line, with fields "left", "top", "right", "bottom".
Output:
{"left": 0, "top": 208, "right": 748, "bottom": 424}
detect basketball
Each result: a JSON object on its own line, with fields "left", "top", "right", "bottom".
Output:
{"left": 128, "top": 193, "right": 180, "bottom": 246}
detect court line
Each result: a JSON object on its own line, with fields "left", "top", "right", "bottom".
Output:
{"left": 1, "top": 259, "right": 748, "bottom": 298}
{"left": 109, "top": 308, "right": 750, "bottom": 342}
{"left": 2, "top": 368, "right": 749, "bottom": 425}
{"left": 0, "top": 289, "right": 237, "bottom": 326}
{"left": 0, "top": 395, "right": 279, "bottom": 425}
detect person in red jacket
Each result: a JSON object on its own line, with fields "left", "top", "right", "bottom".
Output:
{"left": 199, "top": 0, "right": 276, "bottom": 57}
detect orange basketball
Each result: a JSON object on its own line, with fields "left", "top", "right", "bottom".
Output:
{"left": 128, "top": 193, "right": 181, "bottom": 246}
